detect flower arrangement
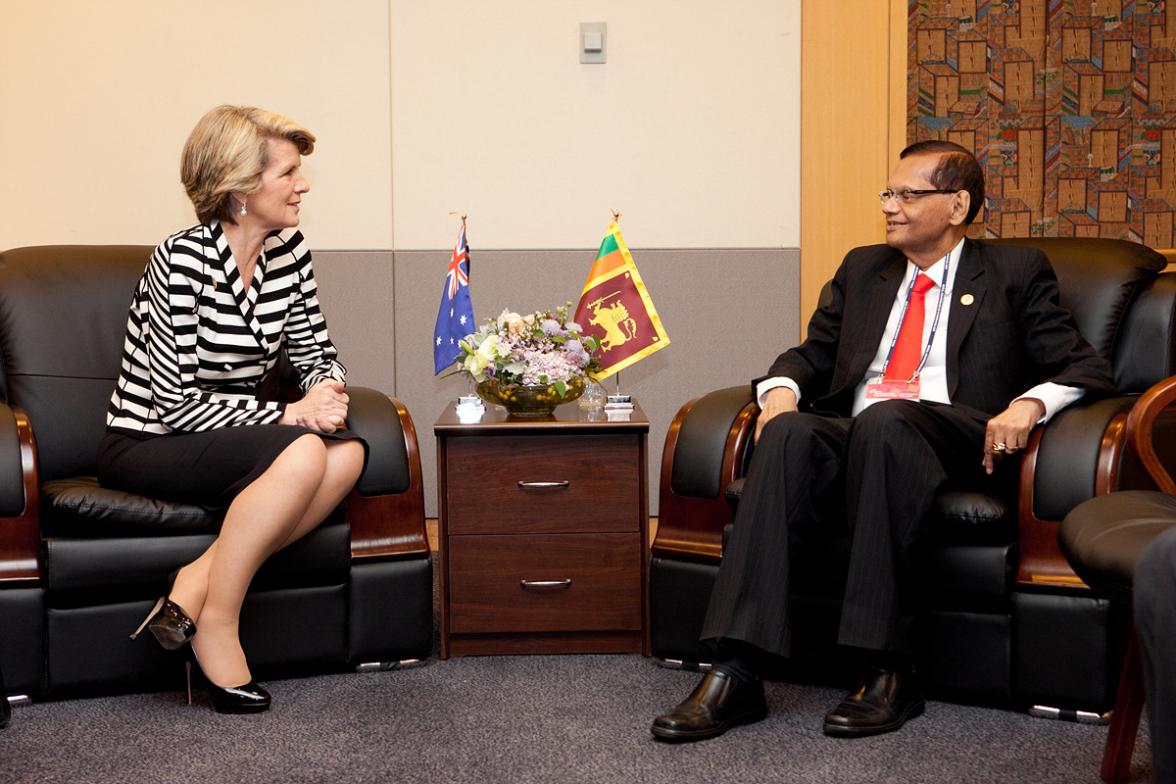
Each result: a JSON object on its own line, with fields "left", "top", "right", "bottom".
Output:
{"left": 456, "top": 303, "right": 600, "bottom": 413}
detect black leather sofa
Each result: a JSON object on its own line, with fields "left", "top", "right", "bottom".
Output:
{"left": 0, "top": 245, "right": 433, "bottom": 699}
{"left": 651, "top": 237, "right": 1176, "bottom": 713}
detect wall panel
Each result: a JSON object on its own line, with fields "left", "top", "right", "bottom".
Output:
{"left": 799, "top": 0, "right": 909, "bottom": 328}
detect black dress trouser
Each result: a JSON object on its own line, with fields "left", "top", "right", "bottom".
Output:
{"left": 700, "top": 399, "right": 988, "bottom": 659}
{"left": 1135, "top": 525, "right": 1176, "bottom": 784}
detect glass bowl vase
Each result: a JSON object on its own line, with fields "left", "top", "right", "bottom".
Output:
{"left": 475, "top": 376, "right": 586, "bottom": 418}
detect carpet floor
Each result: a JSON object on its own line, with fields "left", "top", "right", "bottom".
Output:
{"left": 0, "top": 653, "right": 1153, "bottom": 784}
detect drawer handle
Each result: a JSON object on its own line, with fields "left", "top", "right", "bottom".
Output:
{"left": 517, "top": 480, "right": 570, "bottom": 490}
{"left": 520, "top": 579, "right": 572, "bottom": 590}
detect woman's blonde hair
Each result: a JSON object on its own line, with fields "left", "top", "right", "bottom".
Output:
{"left": 180, "top": 105, "right": 315, "bottom": 225}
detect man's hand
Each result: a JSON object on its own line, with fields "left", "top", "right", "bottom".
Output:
{"left": 280, "top": 379, "right": 349, "bottom": 433}
{"left": 982, "top": 397, "right": 1045, "bottom": 475}
{"left": 754, "top": 387, "right": 799, "bottom": 443}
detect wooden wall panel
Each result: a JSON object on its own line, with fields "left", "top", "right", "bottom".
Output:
{"left": 800, "top": 1, "right": 909, "bottom": 334}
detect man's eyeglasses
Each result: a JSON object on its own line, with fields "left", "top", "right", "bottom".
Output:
{"left": 878, "top": 188, "right": 959, "bottom": 204}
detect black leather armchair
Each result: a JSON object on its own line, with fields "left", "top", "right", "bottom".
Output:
{"left": 0, "top": 245, "right": 433, "bottom": 698}
{"left": 1060, "top": 375, "right": 1176, "bottom": 783}
{"left": 651, "top": 238, "right": 1176, "bottom": 713}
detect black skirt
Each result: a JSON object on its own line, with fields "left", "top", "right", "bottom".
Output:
{"left": 96, "top": 424, "right": 366, "bottom": 509}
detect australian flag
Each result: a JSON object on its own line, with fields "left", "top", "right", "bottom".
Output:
{"left": 433, "top": 223, "right": 476, "bottom": 374}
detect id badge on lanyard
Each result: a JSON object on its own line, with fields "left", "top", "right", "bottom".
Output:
{"left": 864, "top": 255, "right": 949, "bottom": 402}
{"left": 865, "top": 377, "right": 921, "bottom": 400}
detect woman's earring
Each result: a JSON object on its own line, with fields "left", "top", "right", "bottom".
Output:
{"left": 239, "top": 201, "right": 247, "bottom": 216}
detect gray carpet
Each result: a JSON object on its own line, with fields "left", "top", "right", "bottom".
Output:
{"left": 0, "top": 654, "right": 1153, "bottom": 784}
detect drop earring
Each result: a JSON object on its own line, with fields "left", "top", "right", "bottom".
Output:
{"left": 239, "top": 201, "right": 247, "bottom": 216}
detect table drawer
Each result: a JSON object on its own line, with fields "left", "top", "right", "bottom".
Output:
{"left": 448, "top": 533, "right": 642, "bottom": 633}
{"left": 445, "top": 434, "right": 640, "bottom": 534}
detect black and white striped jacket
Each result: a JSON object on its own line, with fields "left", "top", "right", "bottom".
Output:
{"left": 106, "top": 221, "right": 346, "bottom": 435}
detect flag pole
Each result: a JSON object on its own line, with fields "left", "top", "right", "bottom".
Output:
{"left": 451, "top": 210, "right": 470, "bottom": 394}
{"left": 607, "top": 208, "right": 627, "bottom": 404}
{"left": 445, "top": 211, "right": 482, "bottom": 415}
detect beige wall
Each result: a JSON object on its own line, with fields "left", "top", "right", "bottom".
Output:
{"left": 391, "top": 1, "right": 800, "bottom": 249}
{"left": 0, "top": 0, "right": 393, "bottom": 249}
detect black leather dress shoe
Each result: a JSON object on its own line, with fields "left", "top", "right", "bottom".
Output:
{"left": 651, "top": 669, "right": 768, "bottom": 742}
{"left": 823, "top": 668, "right": 924, "bottom": 737}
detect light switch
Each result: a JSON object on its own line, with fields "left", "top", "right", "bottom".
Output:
{"left": 580, "top": 22, "right": 606, "bottom": 64}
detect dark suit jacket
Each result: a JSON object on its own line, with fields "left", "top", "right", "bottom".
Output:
{"left": 760, "top": 239, "right": 1117, "bottom": 420}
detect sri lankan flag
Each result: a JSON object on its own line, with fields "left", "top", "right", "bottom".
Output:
{"left": 573, "top": 222, "right": 669, "bottom": 380}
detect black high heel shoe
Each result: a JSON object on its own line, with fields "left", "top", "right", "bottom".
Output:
{"left": 186, "top": 649, "right": 271, "bottom": 714}
{"left": 129, "top": 595, "right": 196, "bottom": 650}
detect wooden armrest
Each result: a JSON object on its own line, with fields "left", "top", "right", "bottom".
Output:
{"left": 1016, "top": 424, "right": 1102, "bottom": 589}
{"left": 1126, "top": 374, "right": 1176, "bottom": 495}
{"left": 651, "top": 391, "right": 757, "bottom": 563}
{"left": 348, "top": 396, "right": 429, "bottom": 561}
{"left": 0, "top": 407, "right": 41, "bottom": 584}
{"left": 1016, "top": 389, "right": 1174, "bottom": 590}
{"left": 1018, "top": 378, "right": 1176, "bottom": 588}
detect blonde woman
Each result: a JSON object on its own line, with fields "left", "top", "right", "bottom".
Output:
{"left": 100, "top": 105, "right": 365, "bottom": 714}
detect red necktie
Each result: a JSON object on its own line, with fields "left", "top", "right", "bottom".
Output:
{"left": 884, "top": 273, "right": 936, "bottom": 381}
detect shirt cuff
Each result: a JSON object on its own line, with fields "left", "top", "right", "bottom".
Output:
{"left": 1015, "top": 382, "right": 1085, "bottom": 424}
{"left": 756, "top": 377, "right": 802, "bottom": 408}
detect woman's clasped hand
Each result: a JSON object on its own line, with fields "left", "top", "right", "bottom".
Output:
{"left": 281, "top": 379, "right": 349, "bottom": 432}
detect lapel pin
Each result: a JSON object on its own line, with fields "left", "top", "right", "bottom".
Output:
{"left": 960, "top": 293, "right": 974, "bottom": 306}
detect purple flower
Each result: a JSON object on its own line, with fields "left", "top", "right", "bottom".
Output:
{"left": 539, "top": 318, "right": 562, "bottom": 336}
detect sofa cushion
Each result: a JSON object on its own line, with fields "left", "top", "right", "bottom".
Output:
{"left": 42, "top": 476, "right": 220, "bottom": 538}
{"left": 0, "top": 246, "right": 152, "bottom": 481}
{"left": 1060, "top": 489, "right": 1176, "bottom": 605}
{"left": 928, "top": 491, "right": 1015, "bottom": 545}
{"left": 726, "top": 482, "right": 1015, "bottom": 546}
{"left": 44, "top": 519, "right": 352, "bottom": 596}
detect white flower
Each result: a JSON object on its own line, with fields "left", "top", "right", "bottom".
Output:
{"left": 476, "top": 335, "right": 503, "bottom": 364}
{"left": 497, "top": 309, "right": 522, "bottom": 330}
{"left": 458, "top": 334, "right": 505, "bottom": 381}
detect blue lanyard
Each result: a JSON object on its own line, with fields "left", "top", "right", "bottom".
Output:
{"left": 879, "top": 252, "right": 950, "bottom": 383}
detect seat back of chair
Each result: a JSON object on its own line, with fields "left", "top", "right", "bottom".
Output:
{"left": 0, "top": 245, "right": 152, "bottom": 481}
{"left": 986, "top": 238, "right": 1175, "bottom": 393}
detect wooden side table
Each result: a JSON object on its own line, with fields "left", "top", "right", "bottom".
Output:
{"left": 435, "top": 400, "right": 649, "bottom": 658}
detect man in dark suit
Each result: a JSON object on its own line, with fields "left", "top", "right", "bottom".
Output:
{"left": 651, "top": 141, "right": 1116, "bottom": 742}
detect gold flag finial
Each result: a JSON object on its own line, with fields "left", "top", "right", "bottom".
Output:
{"left": 448, "top": 210, "right": 467, "bottom": 226}
{"left": 610, "top": 208, "right": 621, "bottom": 224}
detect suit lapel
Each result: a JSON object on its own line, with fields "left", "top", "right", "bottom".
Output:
{"left": 840, "top": 249, "right": 906, "bottom": 388}
{"left": 945, "top": 239, "right": 988, "bottom": 399}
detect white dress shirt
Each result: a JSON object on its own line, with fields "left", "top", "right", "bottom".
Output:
{"left": 757, "top": 237, "right": 1083, "bottom": 421}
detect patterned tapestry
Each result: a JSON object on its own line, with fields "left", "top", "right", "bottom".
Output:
{"left": 908, "top": 0, "right": 1176, "bottom": 247}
